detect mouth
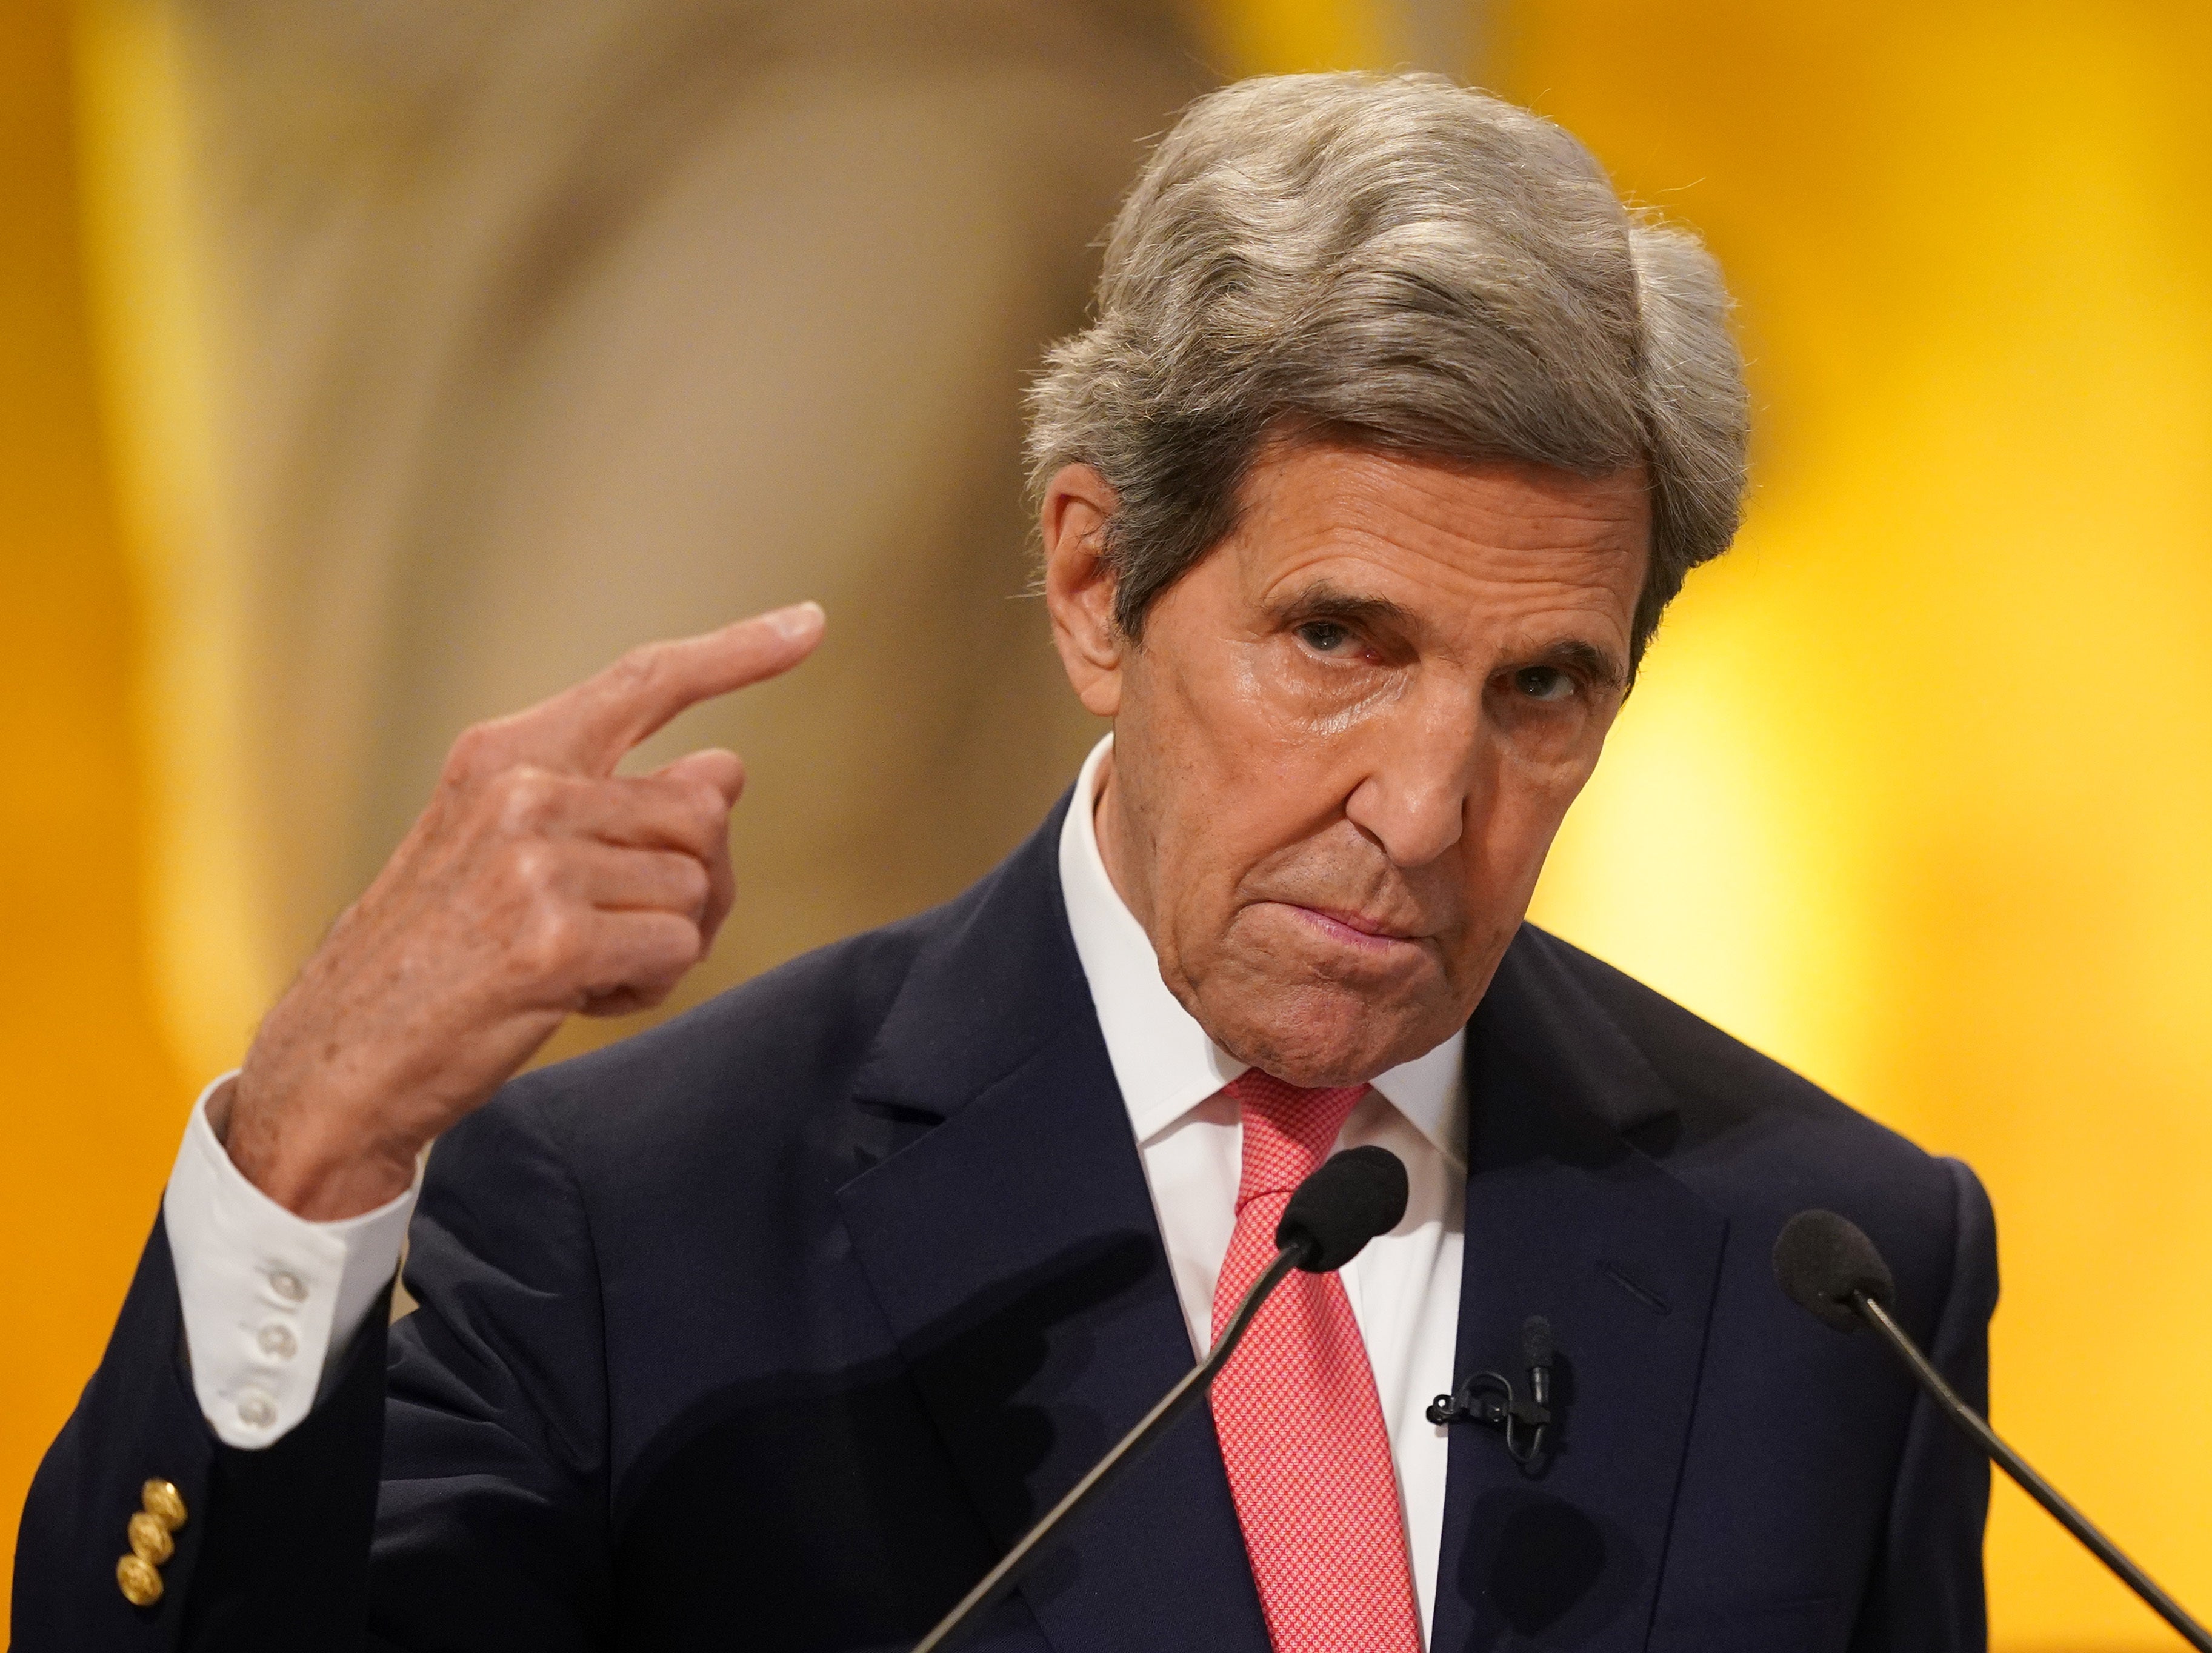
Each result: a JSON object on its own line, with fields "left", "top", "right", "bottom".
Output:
{"left": 1277, "top": 903, "right": 1427, "bottom": 955}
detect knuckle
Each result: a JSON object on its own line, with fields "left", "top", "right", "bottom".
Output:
{"left": 583, "top": 917, "right": 698, "bottom": 1013}
{"left": 608, "top": 644, "right": 668, "bottom": 700}
{"left": 499, "top": 838, "right": 563, "bottom": 897}
{"left": 513, "top": 905, "right": 584, "bottom": 980}
{"left": 671, "top": 855, "right": 711, "bottom": 910}
{"left": 491, "top": 767, "right": 560, "bottom": 833}
{"left": 441, "top": 722, "right": 499, "bottom": 784}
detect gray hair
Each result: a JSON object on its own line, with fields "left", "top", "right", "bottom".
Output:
{"left": 1025, "top": 72, "right": 1748, "bottom": 668}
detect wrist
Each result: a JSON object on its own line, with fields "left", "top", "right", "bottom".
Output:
{"left": 221, "top": 1074, "right": 421, "bottom": 1220}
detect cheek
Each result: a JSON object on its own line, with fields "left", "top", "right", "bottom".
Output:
{"left": 1139, "top": 651, "right": 1304, "bottom": 838}
{"left": 1469, "top": 734, "right": 1607, "bottom": 886}
{"left": 1507, "top": 734, "right": 1607, "bottom": 806}
{"left": 1116, "top": 676, "right": 1268, "bottom": 929}
{"left": 1492, "top": 679, "right": 1621, "bottom": 802}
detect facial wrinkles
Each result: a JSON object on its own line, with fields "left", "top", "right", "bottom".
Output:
{"left": 1214, "top": 604, "right": 1489, "bottom": 948}
{"left": 1258, "top": 658, "right": 1481, "bottom": 903}
{"left": 1248, "top": 645, "right": 1407, "bottom": 742}
{"left": 1244, "top": 837, "right": 1457, "bottom": 957}
{"left": 1096, "top": 444, "right": 1648, "bottom": 1083}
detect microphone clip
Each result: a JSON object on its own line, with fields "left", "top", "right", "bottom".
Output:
{"left": 1427, "top": 1315, "right": 1555, "bottom": 1466}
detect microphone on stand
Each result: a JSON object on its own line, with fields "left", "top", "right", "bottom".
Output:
{"left": 1773, "top": 1209, "right": 2212, "bottom": 1652}
{"left": 911, "top": 1145, "right": 1410, "bottom": 1653}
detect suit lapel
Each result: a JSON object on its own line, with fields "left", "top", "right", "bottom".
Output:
{"left": 1431, "top": 929, "right": 1730, "bottom": 1653}
{"left": 835, "top": 800, "right": 1269, "bottom": 1653}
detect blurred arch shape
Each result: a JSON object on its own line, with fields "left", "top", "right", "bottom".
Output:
{"left": 76, "top": 0, "right": 1485, "bottom": 1080}
{"left": 76, "top": 0, "right": 1215, "bottom": 1075}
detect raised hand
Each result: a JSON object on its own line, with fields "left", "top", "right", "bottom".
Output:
{"left": 219, "top": 604, "right": 825, "bottom": 1219}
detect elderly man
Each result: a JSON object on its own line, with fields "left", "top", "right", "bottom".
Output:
{"left": 16, "top": 75, "right": 1993, "bottom": 1652}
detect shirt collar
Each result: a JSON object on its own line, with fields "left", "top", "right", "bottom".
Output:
{"left": 1057, "top": 734, "right": 1465, "bottom": 1164}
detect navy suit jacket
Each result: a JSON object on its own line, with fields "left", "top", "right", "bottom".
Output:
{"left": 15, "top": 796, "right": 1996, "bottom": 1651}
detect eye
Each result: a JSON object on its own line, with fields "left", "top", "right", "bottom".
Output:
{"left": 1296, "top": 620, "right": 1356, "bottom": 654}
{"left": 1511, "top": 666, "right": 1577, "bottom": 703}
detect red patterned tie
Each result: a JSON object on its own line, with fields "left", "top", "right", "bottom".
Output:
{"left": 1210, "top": 1070, "right": 1425, "bottom": 1653}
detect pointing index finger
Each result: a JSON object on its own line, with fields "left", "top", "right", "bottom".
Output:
{"left": 507, "top": 603, "right": 825, "bottom": 776}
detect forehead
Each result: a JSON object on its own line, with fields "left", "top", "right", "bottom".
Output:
{"left": 1224, "top": 441, "right": 1650, "bottom": 644}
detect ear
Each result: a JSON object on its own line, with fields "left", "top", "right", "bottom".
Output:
{"left": 1041, "top": 462, "right": 1127, "bottom": 719}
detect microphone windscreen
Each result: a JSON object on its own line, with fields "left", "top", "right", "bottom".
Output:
{"left": 1276, "top": 1146, "right": 1408, "bottom": 1272}
{"left": 1773, "top": 1209, "right": 1897, "bottom": 1333}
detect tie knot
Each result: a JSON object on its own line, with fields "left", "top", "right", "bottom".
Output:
{"left": 1227, "top": 1070, "right": 1370, "bottom": 1210}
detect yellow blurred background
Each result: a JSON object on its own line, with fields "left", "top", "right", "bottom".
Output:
{"left": 5, "top": 0, "right": 2209, "bottom": 1645}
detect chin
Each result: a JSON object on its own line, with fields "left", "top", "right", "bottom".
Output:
{"left": 1198, "top": 982, "right": 1448, "bottom": 1089}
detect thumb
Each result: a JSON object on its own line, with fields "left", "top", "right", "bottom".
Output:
{"left": 656, "top": 748, "right": 743, "bottom": 950}
{"left": 655, "top": 747, "right": 746, "bottom": 808}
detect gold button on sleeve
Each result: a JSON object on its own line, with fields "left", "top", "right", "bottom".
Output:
{"left": 116, "top": 1553, "right": 164, "bottom": 1607}
{"left": 127, "top": 1510, "right": 175, "bottom": 1565}
{"left": 140, "top": 1479, "right": 187, "bottom": 1531}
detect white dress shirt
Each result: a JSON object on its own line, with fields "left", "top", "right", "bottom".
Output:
{"left": 163, "top": 731, "right": 1467, "bottom": 1636}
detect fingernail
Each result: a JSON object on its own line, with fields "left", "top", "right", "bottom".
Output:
{"left": 767, "top": 600, "right": 824, "bottom": 639}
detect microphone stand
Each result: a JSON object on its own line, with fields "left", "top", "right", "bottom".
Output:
{"left": 910, "top": 1245, "right": 1302, "bottom": 1653}
{"left": 1853, "top": 1290, "right": 2212, "bottom": 1652}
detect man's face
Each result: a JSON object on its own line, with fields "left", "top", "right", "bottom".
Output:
{"left": 1044, "top": 439, "right": 1650, "bottom": 1086}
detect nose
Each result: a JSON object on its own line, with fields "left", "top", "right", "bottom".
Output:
{"left": 1341, "top": 684, "right": 1481, "bottom": 869}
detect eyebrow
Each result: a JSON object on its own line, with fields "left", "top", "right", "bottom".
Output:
{"left": 1519, "top": 636, "right": 1629, "bottom": 693}
{"left": 1267, "top": 579, "right": 1419, "bottom": 634}
{"left": 1269, "top": 579, "right": 1630, "bottom": 691}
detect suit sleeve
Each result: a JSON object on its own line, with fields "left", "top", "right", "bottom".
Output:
{"left": 360, "top": 1088, "right": 614, "bottom": 1648}
{"left": 1850, "top": 1156, "right": 1999, "bottom": 1653}
{"left": 10, "top": 1085, "right": 613, "bottom": 1652}
{"left": 9, "top": 1207, "right": 388, "bottom": 1651}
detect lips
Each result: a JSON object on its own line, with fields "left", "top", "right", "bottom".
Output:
{"left": 1281, "top": 903, "right": 1424, "bottom": 951}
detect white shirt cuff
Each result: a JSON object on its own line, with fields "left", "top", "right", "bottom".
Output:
{"left": 162, "top": 1073, "right": 420, "bottom": 1448}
